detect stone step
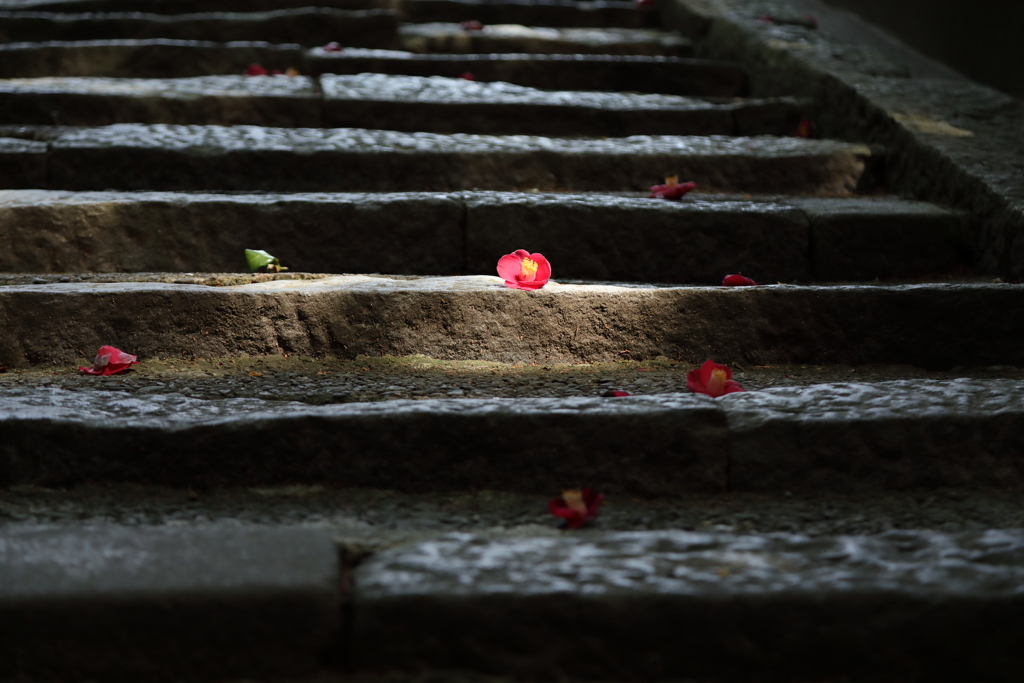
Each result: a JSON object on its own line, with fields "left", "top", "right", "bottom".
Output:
{"left": 0, "top": 39, "right": 306, "bottom": 78}
{"left": 2, "top": 379, "right": 1024, "bottom": 492}
{"left": 0, "top": 276, "right": 1019, "bottom": 369}
{"left": 0, "top": 524, "right": 340, "bottom": 680}
{"left": 0, "top": 8, "right": 398, "bottom": 47}
{"left": 0, "top": 74, "right": 804, "bottom": 135}
{"left": 0, "top": 190, "right": 967, "bottom": 282}
{"left": 398, "top": 23, "right": 688, "bottom": 56}
{"left": 0, "top": 124, "right": 873, "bottom": 193}
{"left": 309, "top": 49, "right": 745, "bottom": 96}
{"left": 353, "top": 530, "right": 1024, "bottom": 681}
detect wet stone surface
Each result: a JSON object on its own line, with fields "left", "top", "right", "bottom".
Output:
{"left": 398, "top": 23, "right": 690, "bottom": 56}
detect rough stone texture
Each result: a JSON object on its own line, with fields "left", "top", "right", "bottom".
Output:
{"left": 321, "top": 74, "right": 803, "bottom": 136}
{"left": 725, "top": 379, "right": 1024, "bottom": 492}
{"left": 0, "top": 524, "right": 340, "bottom": 679}
{"left": 36, "top": 124, "right": 872, "bottom": 193}
{"left": 399, "top": 23, "right": 690, "bottom": 56}
{"left": 792, "top": 196, "right": 971, "bottom": 280}
{"left": 0, "top": 39, "right": 305, "bottom": 78}
{"left": 0, "top": 75, "right": 322, "bottom": 127}
{"left": 464, "top": 192, "right": 811, "bottom": 282}
{"left": 1, "top": 277, "right": 1024, "bottom": 368}
{"left": 353, "top": 530, "right": 1024, "bottom": 681}
{"left": 0, "top": 0, "right": 384, "bottom": 9}
{"left": 0, "top": 389, "right": 728, "bottom": 492}
{"left": 0, "top": 8, "right": 398, "bottom": 47}
{"left": 396, "top": 0, "right": 651, "bottom": 29}
{"left": 0, "top": 190, "right": 464, "bottom": 274}
{"left": 0, "top": 137, "right": 47, "bottom": 189}
{"left": 307, "top": 49, "right": 748, "bottom": 97}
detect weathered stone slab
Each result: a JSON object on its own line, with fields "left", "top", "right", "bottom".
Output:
{"left": 0, "top": 190, "right": 463, "bottom": 273}
{"left": 1, "top": 277, "right": 1023, "bottom": 368}
{"left": 320, "top": 74, "right": 803, "bottom": 136}
{"left": 725, "top": 379, "right": 1024, "bottom": 492}
{"left": 0, "top": 388, "right": 727, "bottom": 492}
{"left": 38, "top": 124, "right": 872, "bottom": 193}
{"left": 0, "top": 8, "right": 397, "bottom": 47}
{"left": 397, "top": 0, "right": 650, "bottom": 29}
{"left": 0, "top": 75, "right": 322, "bottom": 127}
{"left": 0, "top": 137, "right": 47, "bottom": 189}
{"left": 307, "top": 49, "right": 748, "bottom": 97}
{"left": 0, "top": 0, "right": 382, "bottom": 9}
{"left": 353, "top": 530, "right": 1024, "bottom": 681}
{"left": 0, "top": 525, "right": 339, "bottom": 679}
{"left": 0, "top": 39, "right": 304, "bottom": 78}
{"left": 464, "top": 192, "right": 811, "bottom": 282}
{"left": 399, "top": 23, "right": 690, "bottom": 56}
{"left": 790, "top": 196, "right": 970, "bottom": 280}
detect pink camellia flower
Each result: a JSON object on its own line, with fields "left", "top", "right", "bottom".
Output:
{"left": 687, "top": 359, "right": 745, "bottom": 397}
{"left": 497, "top": 249, "right": 551, "bottom": 290}
{"left": 722, "top": 273, "right": 758, "bottom": 286}
{"left": 548, "top": 488, "right": 604, "bottom": 529}
{"left": 245, "top": 63, "right": 268, "bottom": 76}
{"left": 649, "top": 175, "right": 697, "bottom": 199}
{"left": 78, "top": 346, "right": 139, "bottom": 376}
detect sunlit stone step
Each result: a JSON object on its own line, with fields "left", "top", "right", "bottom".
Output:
{"left": 0, "top": 39, "right": 305, "bottom": 78}
{"left": 0, "top": 277, "right": 1020, "bottom": 369}
{"left": 0, "top": 8, "right": 398, "bottom": 48}
{"left": 353, "top": 530, "right": 1024, "bottom": 680}
{"left": 0, "top": 190, "right": 966, "bottom": 282}
{"left": 308, "top": 49, "right": 746, "bottom": 96}
{"left": 398, "top": 23, "right": 688, "bottom": 56}
{"left": 0, "top": 74, "right": 803, "bottom": 135}
{"left": 0, "top": 124, "right": 874, "bottom": 193}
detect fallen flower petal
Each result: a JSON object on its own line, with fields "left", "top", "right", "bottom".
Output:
{"left": 650, "top": 175, "right": 697, "bottom": 199}
{"left": 548, "top": 488, "right": 604, "bottom": 528}
{"left": 460, "top": 72, "right": 475, "bottom": 81}
{"left": 722, "top": 273, "right": 758, "bottom": 286}
{"left": 322, "top": 42, "right": 343, "bottom": 52}
{"left": 687, "top": 359, "right": 745, "bottom": 397}
{"left": 79, "top": 345, "right": 139, "bottom": 376}
{"left": 460, "top": 19, "right": 484, "bottom": 30}
{"left": 497, "top": 249, "right": 551, "bottom": 290}
{"left": 601, "top": 389, "right": 631, "bottom": 397}
{"left": 245, "top": 63, "right": 268, "bottom": 76}
{"left": 796, "top": 119, "right": 816, "bottom": 138}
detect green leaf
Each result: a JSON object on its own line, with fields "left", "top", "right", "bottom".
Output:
{"left": 245, "top": 249, "right": 281, "bottom": 273}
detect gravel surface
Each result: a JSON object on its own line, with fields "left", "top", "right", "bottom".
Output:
{"left": 2, "top": 354, "right": 1023, "bottom": 403}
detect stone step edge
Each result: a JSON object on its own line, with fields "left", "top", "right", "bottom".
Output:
{"left": 0, "top": 190, "right": 964, "bottom": 283}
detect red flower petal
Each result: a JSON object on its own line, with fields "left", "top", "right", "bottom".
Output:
{"left": 602, "top": 389, "right": 631, "bottom": 397}
{"left": 79, "top": 345, "right": 139, "bottom": 376}
{"left": 548, "top": 488, "right": 604, "bottom": 528}
{"left": 460, "top": 72, "right": 475, "bottom": 81}
{"left": 649, "top": 180, "right": 697, "bottom": 199}
{"left": 322, "top": 42, "right": 343, "bottom": 52}
{"left": 722, "top": 273, "right": 758, "bottom": 286}
{"left": 245, "top": 64, "right": 268, "bottom": 76}
{"left": 459, "top": 20, "right": 484, "bottom": 30}
{"left": 687, "top": 359, "right": 744, "bottom": 397}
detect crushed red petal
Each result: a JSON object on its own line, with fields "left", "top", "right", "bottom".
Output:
{"left": 459, "top": 19, "right": 484, "bottom": 30}
{"left": 322, "top": 42, "right": 343, "bottom": 52}
{"left": 601, "top": 389, "right": 631, "bottom": 397}
{"left": 78, "top": 345, "right": 139, "bottom": 376}
{"left": 245, "top": 64, "right": 268, "bottom": 76}
{"left": 548, "top": 488, "right": 605, "bottom": 529}
{"left": 722, "top": 273, "right": 758, "bottom": 286}
{"left": 460, "top": 72, "right": 475, "bottom": 81}
{"left": 649, "top": 180, "right": 697, "bottom": 199}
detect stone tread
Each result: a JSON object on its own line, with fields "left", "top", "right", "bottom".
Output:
{"left": 0, "top": 123, "right": 873, "bottom": 193}
{"left": 0, "top": 190, "right": 967, "bottom": 282}
{"left": 0, "top": 74, "right": 803, "bottom": 135}
{"left": 353, "top": 530, "right": 1024, "bottom": 680}
{"left": 0, "top": 277, "right": 1021, "bottom": 369}
{"left": 0, "top": 8, "right": 398, "bottom": 47}
{"left": 398, "top": 23, "right": 690, "bottom": 56}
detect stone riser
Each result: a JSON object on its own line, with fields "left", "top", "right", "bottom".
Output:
{"left": 0, "top": 124, "right": 873, "bottom": 194}
{"left": 0, "top": 191, "right": 967, "bottom": 282}
{"left": 0, "top": 75, "right": 804, "bottom": 135}
{"left": 0, "top": 278, "right": 1019, "bottom": 368}
{"left": 397, "top": 24, "right": 689, "bottom": 57}
{"left": 0, "top": 42, "right": 747, "bottom": 95}
{"left": 0, "top": 8, "right": 399, "bottom": 48}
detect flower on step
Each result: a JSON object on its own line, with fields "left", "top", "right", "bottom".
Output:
{"left": 460, "top": 72, "right": 475, "bottom": 81}
{"left": 687, "top": 359, "right": 745, "bottom": 397}
{"left": 323, "top": 42, "right": 344, "bottom": 52}
{"left": 548, "top": 488, "right": 604, "bottom": 528}
{"left": 497, "top": 249, "right": 550, "bottom": 290}
{"left": 245, "top": 63, "right": 268, "bottom": 76}
{"left": 649, "top": 175, "right": 697, "bottom": 199}
{"left": 79, "top": 346, "right": 139, "bottom": 376}
{"left": 796, "top": 119, "right": 816, "bottom": 138}
{"left": 602, "top": 389, "right": 631, "bottom": 397}
{"left": 722, "top": 273, "right": 758, "bottom": 286}
{"left": 460, "top": 19, "right": 484, "bottom": 30}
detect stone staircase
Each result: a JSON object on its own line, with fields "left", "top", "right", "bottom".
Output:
{"left": 1, "top": 0, "right": 1023, "bottom": 680}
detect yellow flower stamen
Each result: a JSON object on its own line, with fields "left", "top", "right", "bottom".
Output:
{"left": 520, "top": 256, "right": 539, "bottom": 280}
{"left": 665, "top": 174, "right": 678, "bottom": 188}
{"left": 707, "top": 368, "right": 728, "bottom": 394}
{"left": 562, "top": 489, "right": 587, "bottom": 515}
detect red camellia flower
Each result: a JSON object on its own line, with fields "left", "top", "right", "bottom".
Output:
{"left": 245, "top": 63, "right": 268, "bottom": 76}
{"left": 601, "top": 389, "right": 631, "bottom": 397}
{"left": 78, "top": 346, "right": 139, "bottom": 376}
{"left": 323, "top": 42, "right": 343, "bottom": 52}
{"left": 497, "top": 249, "right": 551, "bottom": 290}
{"left": 649, "top": 175, "right": 697, "bottom": 199}
{"left": 796, "top": 119, "right": 816, "bottom": 138}
{"left": 722, "top": 273, "right": 758, "bottom": 286}
{"left": 548, "top": 488, "right": 604, "bottom": 528}
{"left": 460, "top": 19, "right": 484, "bottom": 30}
{"left": 687, "top": 359, "right": 745, "bottom": 397}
